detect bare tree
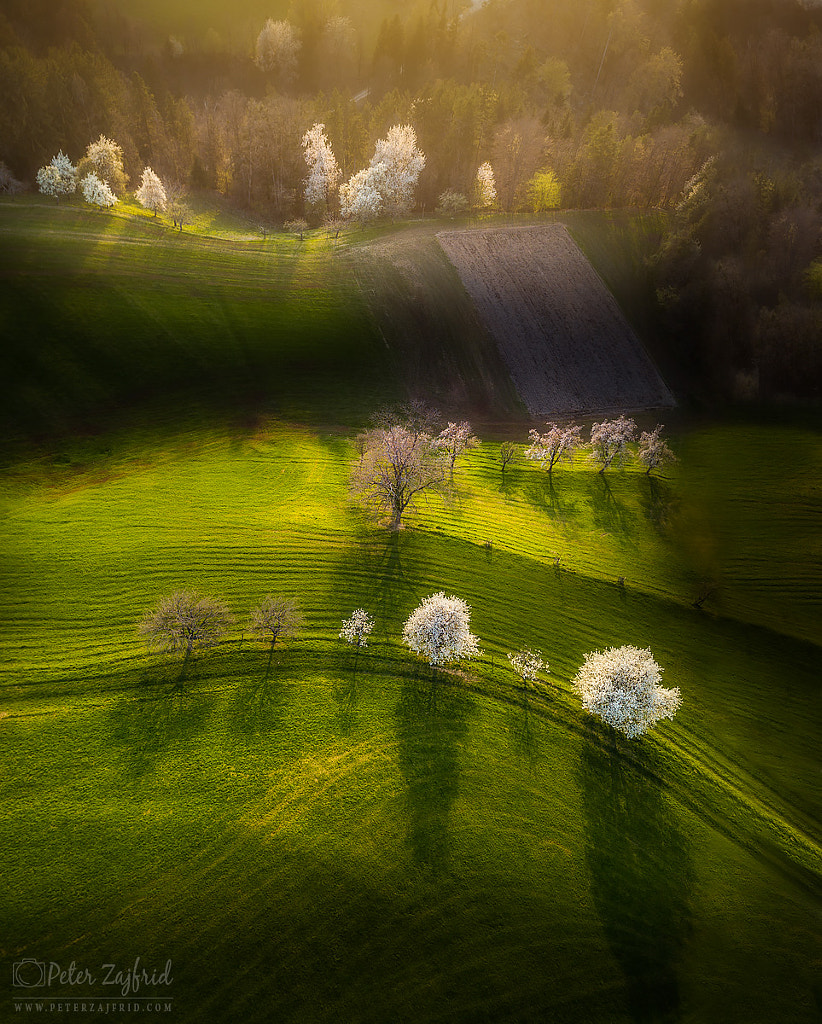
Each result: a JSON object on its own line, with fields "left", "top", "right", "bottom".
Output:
{"left": 284, "top": 217, "right": 309, "bottom": 241}
{"left": 371, "top": 399, "right": 441, "bottom": 437}
{"left": 499, "top": 441, "right": 517, "bottom": 479}
{"left": 351, "top": 424, "right": 447, "bottom": 530}
{"left": 432, "top": 421, "right": 480, "bottom": 480}
{"left": 166, "top": 181, "right": 191, "bottom": 232}
{"left": 139, "top": 591, "right": 234, "bottom": 679}
{"left": 324, "top": 215, "right": 345, "bottom": 240}
{"left": 248, "top": 595, "right": 304, "bottom": 675}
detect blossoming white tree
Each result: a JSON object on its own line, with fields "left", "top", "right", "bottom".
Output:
{"left": 135, "top": 166, "right": 167, "bottom": 216}
{"left": 340, "top": 609, "right": 374, "bottom": 649}
{"left": 525, "top": 422, "right": 583, "bottom": 474}
{"left": 590, "top": 415, "right": 637, "bottom": 473}
{"left": 301, "top": 123, "right": 341, "bottom": 213}
{"left": 340, "top": 609, "right": 374, "bottom": 673}
{"left": 255, "top": 19, "right": 301, "bottom": 83}
{"left": 83, "top": 134, "right": 127, "bottom": 193}
{"left": 371, "top": 124, "right": 426, "bottom": 217}
{"left": 339, "top": 163, "right": 387, "bottom": 224}
{"left": 36, "top": 151, "right": 77, "bottom": 202}
{"left": 432, "top": 421, "right": 480, "bottom": 479}
{"left": 508, "top": 649, "right": 547, "bottom": 689}
{"left": 638, "top": 424, "right": 677, "bottom": 476}
{"left": 475, "top": 161, "right": 497, "bottom": 209}
{"left": 80, "top": 172, "right": 117, "bottom": 210}
{"left": 403, "top": 592, "right": 480, "bottom": 667}
{"left": 437, "top": 189, "right": 469, "bottom": 217}
{"left": 572, "top": 645, "right": 681, "bottom": 738}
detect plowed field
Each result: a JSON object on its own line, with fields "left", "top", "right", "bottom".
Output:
{"left": 438, "top": 224, "right": 674, "bottom": 417}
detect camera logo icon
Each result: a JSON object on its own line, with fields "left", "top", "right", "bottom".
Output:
{"left": 13, "top": 960, "right": 47, "bottom": 988}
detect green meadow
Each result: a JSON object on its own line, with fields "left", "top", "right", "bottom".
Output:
{"left": 1, "top": 201, "right": 820, "bottom": 1023}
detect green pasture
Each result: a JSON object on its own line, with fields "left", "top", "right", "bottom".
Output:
{"left": 1, "top": 200, "right": 820, "bottom": 1023}
{"left": 1, "top": 417, "right": 820, "bottom": 1023}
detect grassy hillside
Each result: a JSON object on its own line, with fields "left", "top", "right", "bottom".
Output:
{"left": 1, "top": 202, "right": 820, "bottom": 1023}
{"left": 0, "top": 200, "right": 398, "bottom": 438}
{"left": 1, "top": 416, "right": 820, "bottom": 1023}
{"left": 0, "top": 200, "right": 667, "bottom": 445}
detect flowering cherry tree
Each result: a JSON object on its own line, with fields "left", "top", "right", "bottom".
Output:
{"left": 432, "top": 421, "right": 480, "bottom": 479}
{"left": 572, "top": 645, "right": 681, "bottom": 738}
{"left": 403, "top": 592, "right": 480, "bottom": 667}
{"left": 507, "top": 649, "right": 547, "bottom": 689}
{"left": 525, "top": 422, "right": 583, "bottom": 474}
{"left": 475, "top": 161, "right": 497, "bottom": 209}
{"left": 301, "top": 123, "right": 341, "bottom": 212}
{"left": 340, "top": 609, "right": 374, "bottom": 649}
{"left": 36, "top": 151, "right": 76, "bottom": 202}
{"left": 371, "top": 124, "right": 426, "bottom": 217}
{"left": 339, "top": 163, "right": 387, "bottom": 224}
{"left": 638, "top": 424, "right": 677, "bottom": 476}
{"left": 340, "top": 609, "right": 374, "bottom": 672}
{"left": 80, "top": 172, "right": 117, "bottom": 210}
{"left": 590, "top": 415, "right": 637, "bottom": 473}
{"left": 84, "top": 134, "right": 127, "bottom": 193}
{"left": 135, "top": 166, "right": 167, "bottom": 216}
{"left": 255, "top": 19, "right": 301, "bottom": 83}
{"left": 339, "top": 125, "right": 425, "bottom": 222}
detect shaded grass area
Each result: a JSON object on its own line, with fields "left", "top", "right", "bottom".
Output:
{"left": 0, "top": 202, "right": 671, "bottom": 445}
{"left": 0, "top": 202, "right": 398, "bottom": 440}
{"left": 1, "top": 419, "right": 820, "bottom": 1022}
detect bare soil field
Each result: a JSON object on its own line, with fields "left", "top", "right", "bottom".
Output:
{"left": 343, "top": 228, "right": 524, "bottom": 421}
{"left": 437, "top": 224, "right": 674, "bottom": 417}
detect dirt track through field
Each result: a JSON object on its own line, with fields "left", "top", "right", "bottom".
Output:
{"left": 437, "top": 225, "right": 674, "bottom": 417}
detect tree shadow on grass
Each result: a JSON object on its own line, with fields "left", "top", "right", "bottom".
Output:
{"left": 229, "top": 656, "right": 290, "bottom": 739}
{"left": 584, "top": 475, "right": 638, "bottom": 544}
{"left": 522, "top": 473, "right": 584, "bottom": 532}
{"left": 638, "top": 476, "right": 680, "bottom": 538}
{"left": 109, "top": 670, "right": 214, "bottom": 778}
{"left": 394, "top": 665, "right": 473, "bottom": 875}
{"left": 578, "top": 719, "right": 693, "bottom": 1023}
{"left": 332, "top": 655, "right": 360, "bottom": 737}
{"left": 337, "top": 529, "right": 423, "bottom": 631}
{"left": 506, "top": 687, "right": 543, "bottom": 770}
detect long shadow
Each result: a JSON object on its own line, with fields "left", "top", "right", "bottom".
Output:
{"left": 638, "top": 476, "right": 680, "bottom": 538}
{"left": 394, "top": 666, "right": 473, "bottom": 874}
{"left": 108, "top": 670, "right": 214, "bottom": 778}
{"left": 338, "top": 529, "right": 423, "bottom": 630}
{"left": 522, "top": 472, "right": 584, "bottom": 532}
{"left": 578, "top": 719, "right": 693, "bottom": 1023}
{"left": 584, "top": 475, "right": 639, "bottom": 543}
{"left": 506, "top": 687, "right": 543, "bottom": 770}
{"left": 332, "top": 655, "right": 360, "bottom": 737}
{"left": 230, "top": 655, "right": 290, "bottom": 739}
